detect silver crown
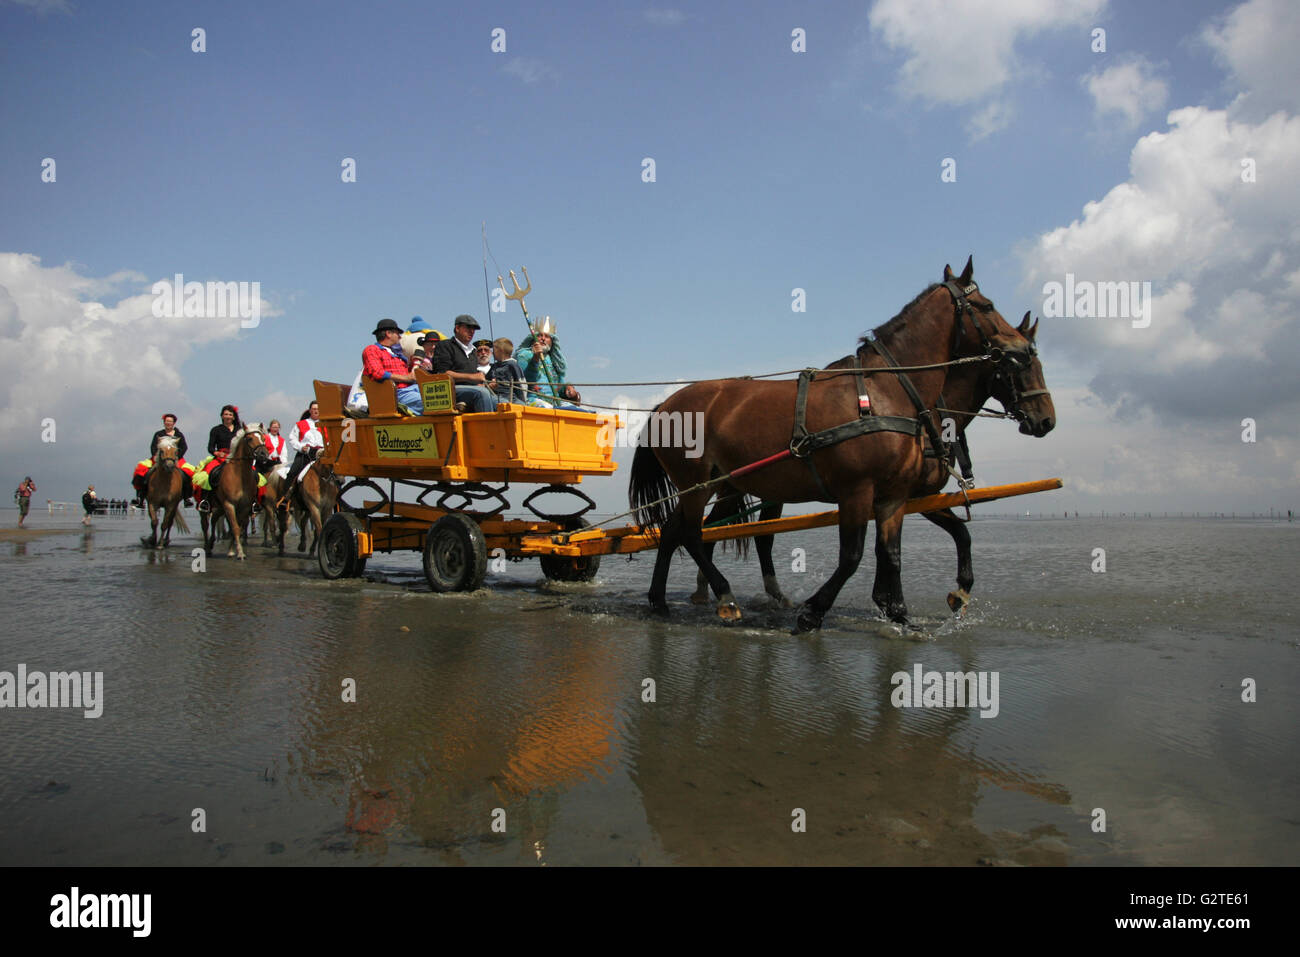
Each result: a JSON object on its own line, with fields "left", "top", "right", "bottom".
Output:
{"left": 531, "top": 315, "right": 557, "bottom": 336}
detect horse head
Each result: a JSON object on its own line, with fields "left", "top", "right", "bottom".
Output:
{"left": 234, "top": 424, "right": 272, "bottom": 467}
{"left": 941, "top": 258, "right": 1055, "bottom": 438}
{"left": 989, "top": 312, "right": 1055, "bottom": 437}
{"left": 155, "top": 435, "right": 181, "bottom": 471}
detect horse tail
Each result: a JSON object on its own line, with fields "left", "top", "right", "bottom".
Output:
{"left": 629, "top": 407, "right": 677, "bottom": 531}
{"left": 710, "top": 486, "right": 754, "bottom": 560}
{"left": 172, "top": 508, "right": 190, "bottom": 534}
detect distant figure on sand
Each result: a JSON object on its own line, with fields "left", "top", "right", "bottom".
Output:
{"left": 82, "top": 485, "right": 97, "bottom": 526}
{"left": 15, "top": 477, "right": 36, "bottom": 527}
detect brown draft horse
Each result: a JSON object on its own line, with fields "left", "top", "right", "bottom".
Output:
{"left": 630, "top": 258, "right": 1056, "bottom": 633}
{"left": 692, "top": 307, "right": 1047, "bottom": 616}
{"left": 141, "top": 435, "right": 190, "bottom": 548}
{"left": 201, "top": 424, "right": 270, "bottom": 559}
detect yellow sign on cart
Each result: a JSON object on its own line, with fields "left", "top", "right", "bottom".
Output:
{"left": 421, "top": 378, "right": 454, "bottom": 412}
{"left": 374, "top": 424, "right": 438, "bottom": 458}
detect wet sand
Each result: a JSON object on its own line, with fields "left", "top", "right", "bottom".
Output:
{"left": 1, "top": 516, "right": 1296, "bottom": 865}
{"left": 0, "top": 527, "right": 86, "bottom": 542}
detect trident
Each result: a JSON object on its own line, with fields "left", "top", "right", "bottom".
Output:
{"left": 498, "top": 267, "right": 532, "bottom": 321}
{"left": 497, "top": 267, "right": 559, "bottom": 397}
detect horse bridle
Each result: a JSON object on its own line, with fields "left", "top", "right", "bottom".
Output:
{"left": 942, "top": 279, "right": 1049, "bottom": 422}
{"left": 234, "top": 428, "right": 272, "bottom": 471}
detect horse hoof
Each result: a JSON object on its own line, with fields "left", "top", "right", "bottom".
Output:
{"left": 946, "top": 589, "right": 970, "bottom": 616}
{"left": 716, "top": 601, "right": 742, "bottom": 622}
{"left": 792, "top": 607, "right": 822, "bottom": 634}
{"left": 648, "top": 602, "right": 671, "bottom": 619}
{"left": 689, "top": 591, "right": 709, "bottom": 605}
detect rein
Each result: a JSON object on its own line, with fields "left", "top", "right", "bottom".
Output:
{"left": 789, "top": 279, "right": 1034, "bottom": 510}
{"left": 217, "top": 429, "right": 267, "bottom": 500}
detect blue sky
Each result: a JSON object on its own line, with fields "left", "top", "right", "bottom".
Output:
{"left": 3, "top": 0, "right": 1298, "bottom": 513}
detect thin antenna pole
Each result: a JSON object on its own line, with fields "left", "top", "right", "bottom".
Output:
{"left": 482, "top": 222, "right": 494, "bottom": 340}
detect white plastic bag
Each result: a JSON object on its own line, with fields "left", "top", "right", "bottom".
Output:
{"left": 345, "top": 371, "right": 368, "bottom": 415}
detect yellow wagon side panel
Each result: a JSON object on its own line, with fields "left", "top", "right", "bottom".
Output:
{"left": 311, "top": 381, "right": 616, "bottom": 483}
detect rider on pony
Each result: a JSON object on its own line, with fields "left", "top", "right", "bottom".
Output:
{"left": 278, "top": 401, "right": 328, "bottom": 508}
{"left": 132, "top": 412, "right": 196, "bottom": 507}
{"left": 192, "top": 404, "right": 252, "bottom": 512}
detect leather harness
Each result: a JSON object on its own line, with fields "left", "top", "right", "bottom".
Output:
{"left": 788, "top": 279, "right": 1041, "bottom": 503}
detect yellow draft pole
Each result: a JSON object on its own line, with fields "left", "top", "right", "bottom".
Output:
{"left": 526, "top": 478, "right": 1065, "bottom": 556}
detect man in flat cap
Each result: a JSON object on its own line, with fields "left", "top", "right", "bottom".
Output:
{"left": 431, "top": 315, "right": 498, "bottom": 412}
{"left": 362, "top": 317, "right": 423, "bottom": 413}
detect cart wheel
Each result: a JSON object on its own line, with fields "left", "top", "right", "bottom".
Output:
{"left": 539, "top": 518, "right": 601, "bottom": 583}
{"left": 319, "top": 513, "right": 364, "bottom": 580}
{"left": 423, "top": 513, "right": 488, "bottom": 593}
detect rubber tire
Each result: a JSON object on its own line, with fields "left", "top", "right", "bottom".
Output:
{"left": 423, "top": 513, "right": 488, "bottom": 593}
{"left": 319, "top": 513, "right": 364, "bottom": 580}
{"left": 539, "top": 518, "right": 601, "bottom": 583}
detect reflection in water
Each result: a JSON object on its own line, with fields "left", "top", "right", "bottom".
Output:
{"left": 631, "top": 634, "right": 1072, "bottom": 865}
{"left": 1, "top": 518, "right": 1296, "bottom": 865}
{"left": 290, "top": 601, "right": 624, "bottom": 864}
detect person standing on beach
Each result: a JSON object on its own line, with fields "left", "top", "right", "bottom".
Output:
{"left": 15, "top": 477, "right": 36, "bottom": 527}
{"left": 81, "top": 485, "right": 97, "bottom": 526}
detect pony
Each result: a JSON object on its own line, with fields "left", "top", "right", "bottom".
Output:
{"left": 140, "top": 435, "right": 190, "bottom": 548}
{"left": 201, "top": 423, "right": 271, "bottom": 560}
{"left": 267, "top": 455, "right": 339, "bottom": 556}
{"left": 261, "top": 465, "right": 292, "bottom": 553}
{"left": 629, "top": 258, "right": 1055, "bottom": 632}
{"left": 292, "top": 458, "right": 340, "bottom": 555}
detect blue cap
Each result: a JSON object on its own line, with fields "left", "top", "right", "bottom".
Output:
{"left": 408, "top": 316, "right": 432, "bottom": 333}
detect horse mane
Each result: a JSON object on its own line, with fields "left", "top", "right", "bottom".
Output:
{"left": 228, "top": 423, "right": 264, "bottom": 458}
{"left": 856, "top": 281, "right": 998, "bottom": 357}
{"left": 859, "top": 283, "right": 941, "bottom": 354}
{"left": 156, "top": 435, "right": 179, "bottom": 455}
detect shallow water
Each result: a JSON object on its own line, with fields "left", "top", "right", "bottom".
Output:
{"left": 1, "top": 512, "right": 1296, "bottom": 865}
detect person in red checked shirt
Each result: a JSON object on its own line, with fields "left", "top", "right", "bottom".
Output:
{"left": 363, "top": 318, "right": 423, "bottom": 413}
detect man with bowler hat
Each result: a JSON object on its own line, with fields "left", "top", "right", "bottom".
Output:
{"left": 362, "top": 317, "right": 423, "bottom": 413}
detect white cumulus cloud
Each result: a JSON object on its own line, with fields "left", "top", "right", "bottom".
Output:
{"left": 0, "top": 253, "right": 273, "bottom": 498}
{"left": 869, "top": 0, "right": 1106, "bottom": 138}
{"left": 1084, "top": 56, "right": 1168, "bottom": 128}
{"left": 1203, "top": 0, "right": 1300, "bottom": 118}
